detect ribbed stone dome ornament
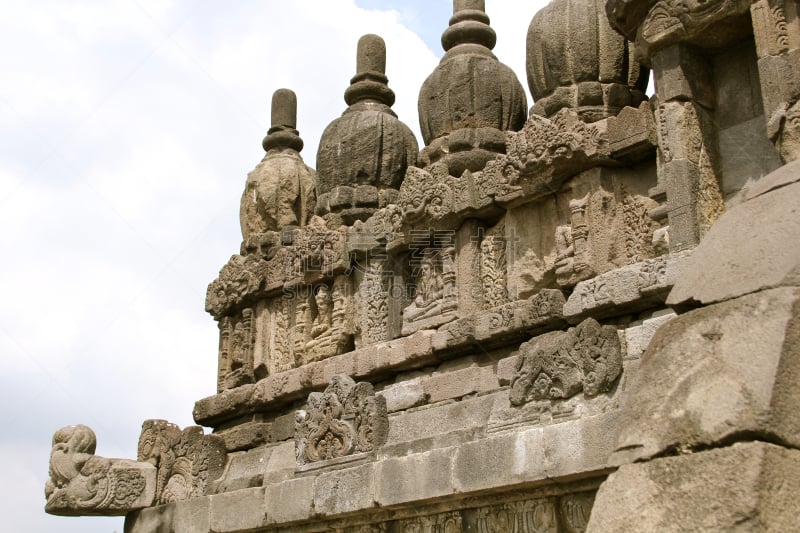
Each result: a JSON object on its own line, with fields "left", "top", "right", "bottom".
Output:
{"left": 418, "top": 0, "right": 527, "bottom": 176}
{"left": 526, "top": 0, "right": 649, "bottom": 122}
{"left": 239, "top": 89, "right": 316, "bottom": 241}
{"left": 316, "top": 34, "right": 418, "bottom": 224}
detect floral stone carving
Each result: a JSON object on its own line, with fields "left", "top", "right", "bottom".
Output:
{"left": 295, "top": 374, "right": 388, "bottom": 468}
{"left": 509, "top": 318, "right": 622, "bottom": 405}
{"left": 137, "top": 419, "right": 226, "bottom": 504}
{"left": 45, "top": 424, "right": 155, "bottom": 516}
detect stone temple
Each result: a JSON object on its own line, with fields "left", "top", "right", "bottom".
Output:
{"left": 45, "top": 0, "right": 800, "bottom": 531}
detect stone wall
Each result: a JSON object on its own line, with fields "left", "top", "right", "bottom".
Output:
{"left": 45, "top": 1, "right": 800, "bottom": 531}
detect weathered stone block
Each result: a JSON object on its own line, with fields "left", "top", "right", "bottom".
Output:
{"left": 614, "top": 287, "right": 800, "bottom": 464}
{"left": 172, "top": 497, "right": 210, "bottom": 533}
{"left": 209, "top": 487, "right": 267, "bottom": 532}
{"left": 374, "top": 448, "right": 455, "bottom": 506}
{"left": 669, "top": 177, "right": 800, "bottom": 307}
{"left": 623, "top": 309, "right": 676, "bottom": 359}
{"left": 422, "top": 363, "right": 498, "bottom": 403}
{"left": 215, "top": 420, "right": 270, "bottom": 452}
{"left": 381, "top": 377, "right": 427, "bottom": 413}
{"left": 313, "top": 463, "right": 376, "bottom": 517}
{"left": 210, "top": 447, "right": 269, "bottom": 494}
{"left": 588, "top": 442, "right": 800, "bottom": 532}
{"left": 264, "top": 476, "right": 314, "bottom": 525}
{"left": 124, "top": 505, "right": 173, "bottom": 533}
{"left": 384, "top": 394, "right": 494, "bottom": 450}
{"left": 652, "top": 44, "right": 715, "bottom": 108}
{"left": 262, "top": 442, "right": 296, "bottom": 485}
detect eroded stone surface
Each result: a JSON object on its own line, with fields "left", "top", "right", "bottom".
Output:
{"left": 612, "top": 287, "right": 800, "bottom": 464}
{"left": 588, "top": 442, "right": 800, "bottom": 533}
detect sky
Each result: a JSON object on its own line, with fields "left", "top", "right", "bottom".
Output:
{"left": 0, "top": 1, "right": 548, "bottom": 531}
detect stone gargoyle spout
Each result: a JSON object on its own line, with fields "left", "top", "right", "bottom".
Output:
{"left": 44, "top": 424, "right": 156, "bottom": 516}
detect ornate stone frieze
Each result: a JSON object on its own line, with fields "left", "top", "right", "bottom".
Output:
{"left": 137, "top": 419, "right": 226, "bottom": 504}
{"left": 440, "top": 289, "right": 567, "bottom": 350}
{"left": 45, "top": 425, "right": 155, "bottom": 516}
{"left": 499, "top": 109, "right": 613, "bottom": 201}
{"left": 206, "top": 254, "right": 269, "bottom": 319}
{"left": 206, "top": 220, "right": 349, "bottom": 320}
{"left": 295, "top": 375, "right": 388, "bottom": 468}
{"left": 562, "top": 250, "right": 691, "bottom": 321}
{"left": 509, "top": 318, "right": 623, "bottom": 405}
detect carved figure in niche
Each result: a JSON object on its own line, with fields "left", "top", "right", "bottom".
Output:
{"left": 405, "top": 254, "right": 443, "bottom": 322}
{"left": 555, "top": 195, "right": 593, "bottom": 287}
{"left": 307, "top": 285, "right": 332, "bottom": 346}
{"left": 217, "top": 309, "right": 254, "bottom": 391}
{"left": 45, "top": 425, "right": 154, "bottom": 516}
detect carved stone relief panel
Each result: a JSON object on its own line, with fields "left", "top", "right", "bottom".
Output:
{"left": 555, "top": 168, "right": 661, "bottom": 288}
{"left": 401, "top": 231, "right": 458, "bottom": 335}
{"left": 356, "top": 258, "right": 391, "bottom": 346}
{"left": 217, "top": 308, "right": 255, "bottom": 392}
{"left": 264, "top": 294, "right": 292, "bottom": 375}
{"left": 510, "top": 318, "right": 623, "bottom": 405}
{"left": 479, "top": 222, "right": 508, "bottom": 310}
{"left": 302, "top": 276, "right": 354, "bottom": 364}
{"left": 137, "top": 420, "right": 226, "bottom": 505}
{"left": 295, "top": 375, "right": 388, "bottom": 468}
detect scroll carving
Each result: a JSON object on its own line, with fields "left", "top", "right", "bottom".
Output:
{"left": 137, "top": 419, "right": 226, "bottom": 504}
{"left": 359, "top": 259, "right": 390, "bottom": 345}
{"left": 295, "top": 375, "right": 388, "bottom": 467}
{"left": 510, "top": 318, "right": 623, "bottom": 405}
{"left": 480, "top": 224, "right": 508, "bottom": 309}
{"left": 45, "top": 425, "right": 155, "bottom": 516}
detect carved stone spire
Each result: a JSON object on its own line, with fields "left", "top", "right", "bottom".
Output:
{"left": 240, "top": 89, "right": 316, "bottom": 241}
{"left": 316, "top": 34, "right": 418, "bottom": 224}
{"left": 418, "top": 0, "right": 527, "bottom": 175}
{"left": 526, "top": 0, "right": 648, "bottom": 122}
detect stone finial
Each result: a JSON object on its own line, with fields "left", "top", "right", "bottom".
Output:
{"left": 343, "top": 34, "right": 395, "bottom": 108}
{"left": 417, "top": 1, "right": 526, "bottom": 174}
{"left": 316, "top": 34, "right": 418, "bottom": 221}
{"left": 527, "top": 0, "right": 648, "bottom": 122}
{"left": 240, "top": 88, "right": 316, "bottom": 240}
{"left": 441, "top": 0, "right": 496, "bottom": 52}
{"left": 263, "top": 88, "right": 303, "bottom": 152}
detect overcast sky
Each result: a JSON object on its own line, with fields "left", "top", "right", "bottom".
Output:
{"left": 0, "top": 1, "right": 547, "bottom": 530}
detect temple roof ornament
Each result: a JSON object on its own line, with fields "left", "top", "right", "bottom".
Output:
{"left": 315, "top": 34, "right": 418, "bottom": 223}
{"left": 239, "top": 88, "right": 316, "bottom": 240}
{"left": 527, "top": 0, "right": 649, "bottom": 122}
{"left": 417, "top": 0, "right": 527, "bottom": 175}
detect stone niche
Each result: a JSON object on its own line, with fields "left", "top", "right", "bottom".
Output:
{"left": 507, "top": 164, "right": 659, "bottom": 298}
